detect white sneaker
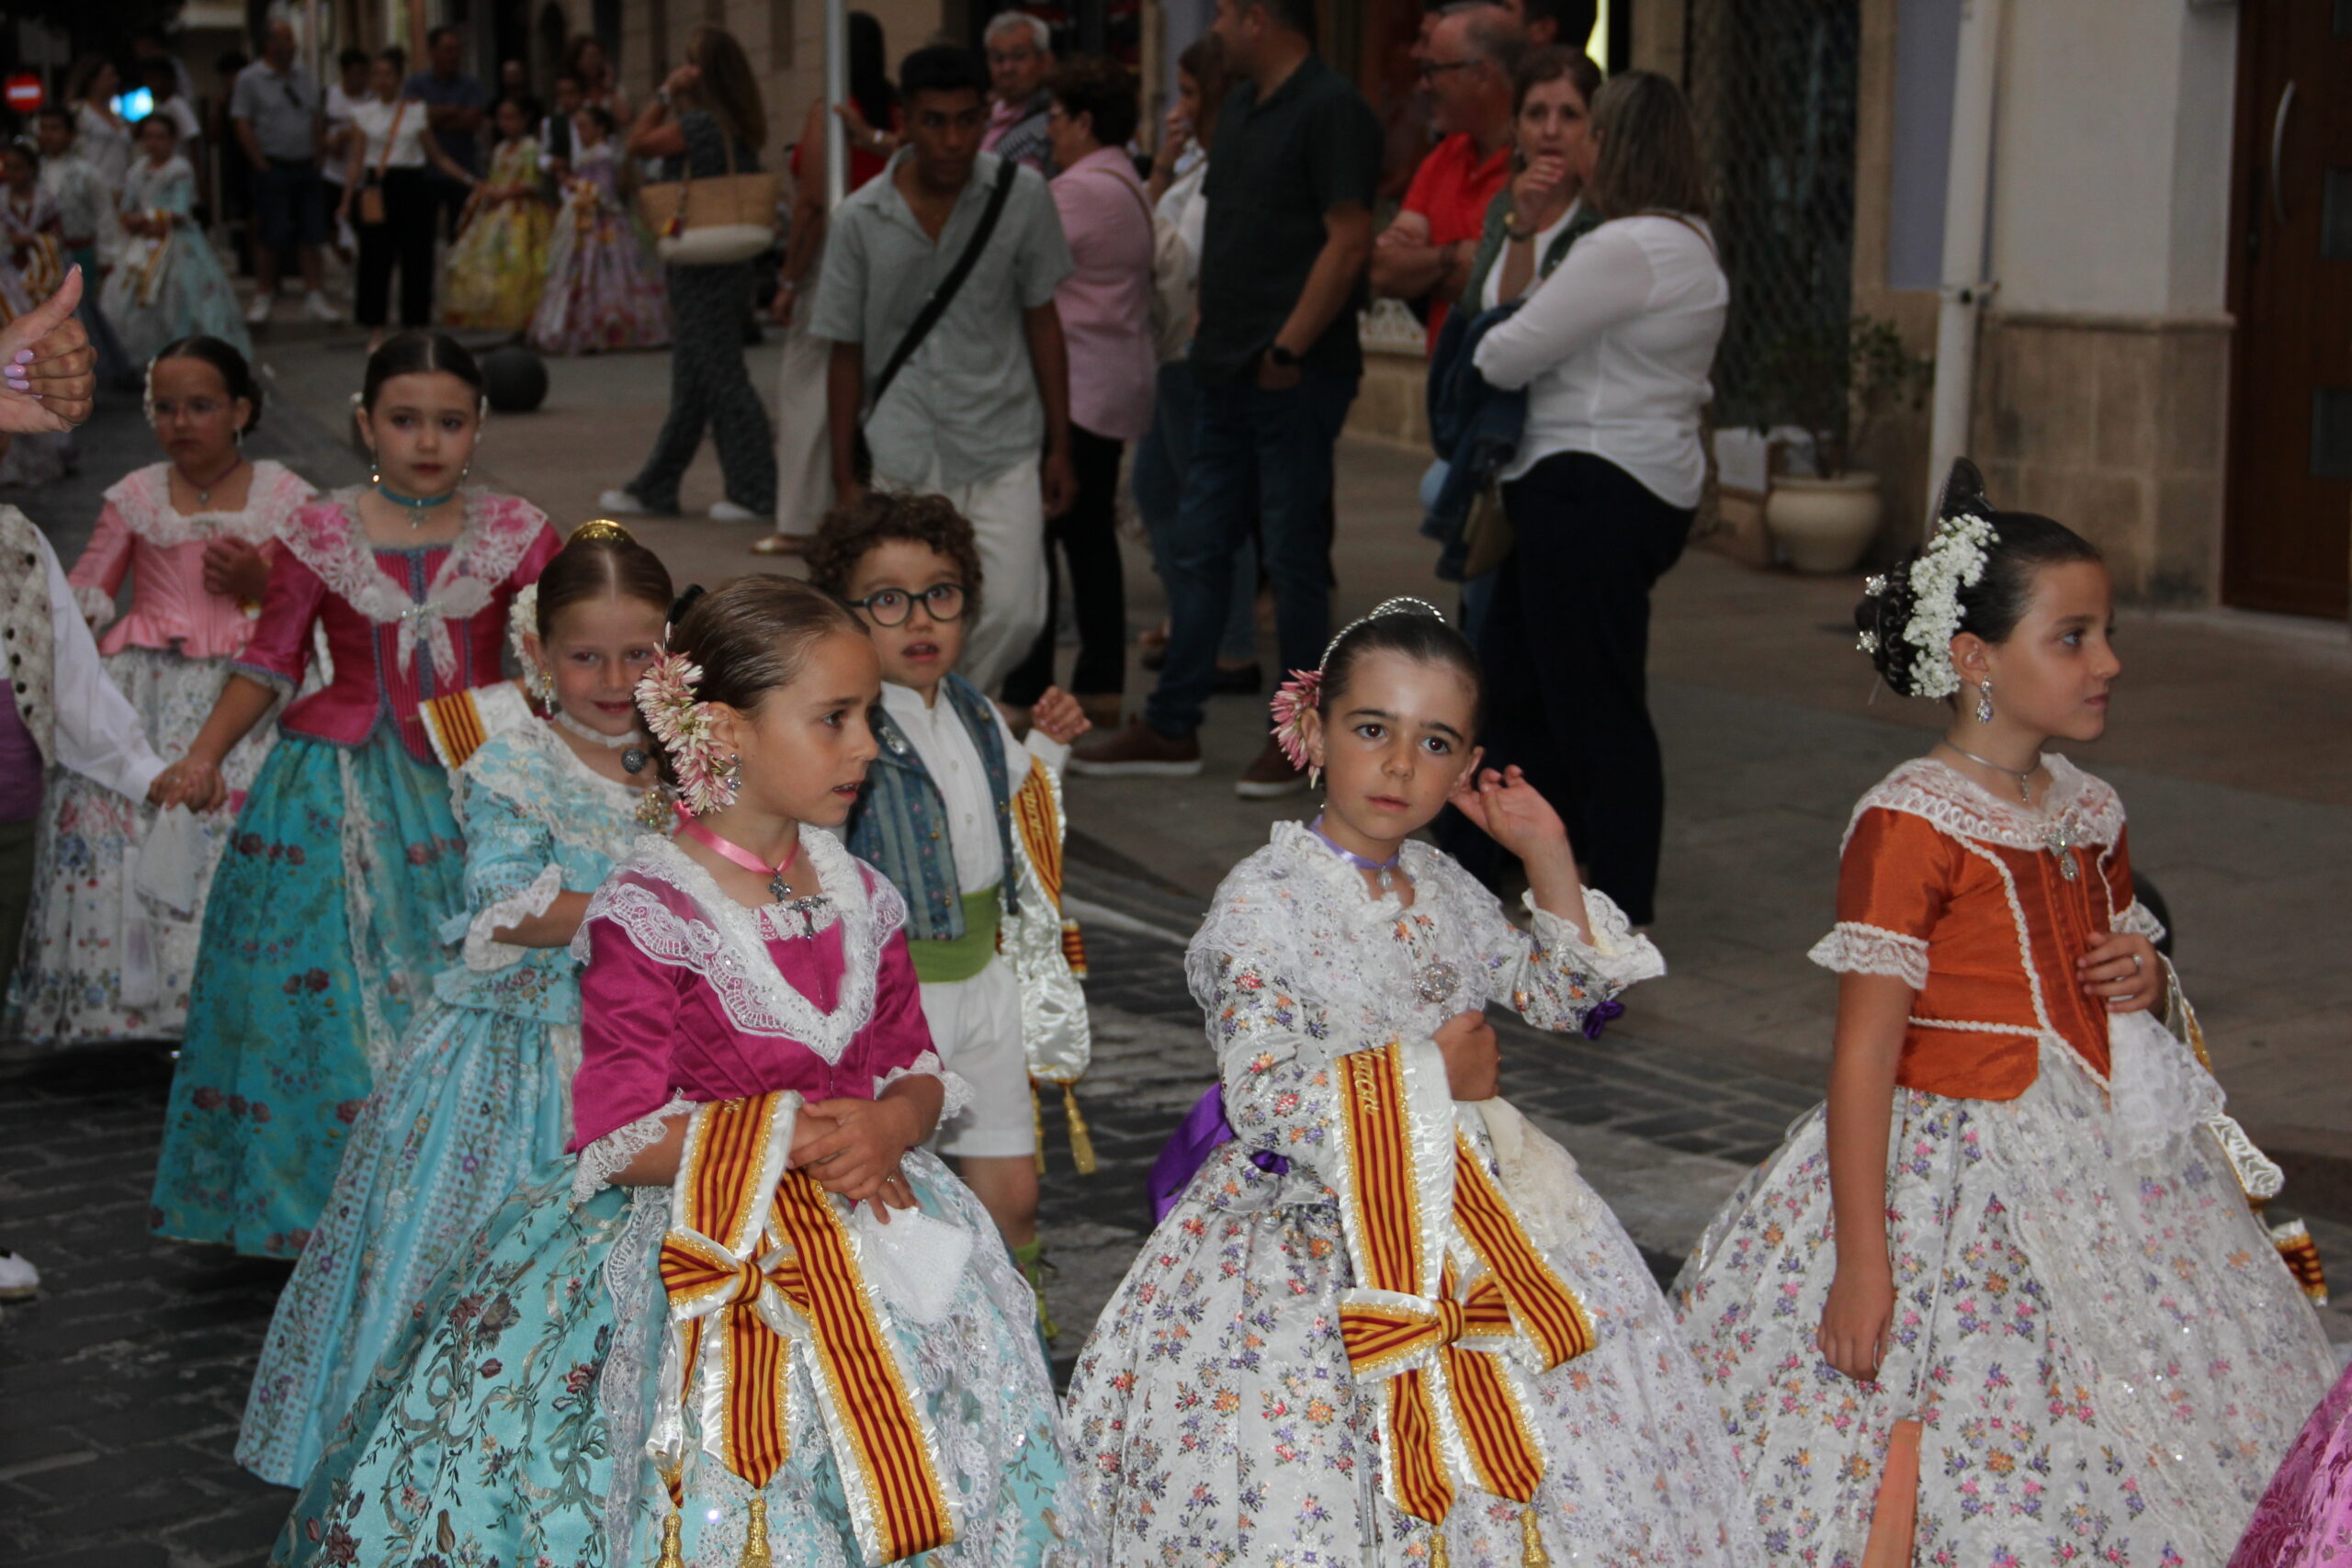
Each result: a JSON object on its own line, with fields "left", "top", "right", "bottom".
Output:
{"left": 708, "top": 501, "right": 770, "bottom": 524}
{"left": 301, "top": 290, "right": 343, "bottom": 323}
{"left": 244, "top": 293, "right": 274, "bottom": 326}
{"left": 0, "top": 1249, "right": 39, "bottom": 1301}
{"left": 597, "top": 489, "right": 659, "bottom": 516}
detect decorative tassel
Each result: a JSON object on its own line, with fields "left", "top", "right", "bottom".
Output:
{"left": 654, "top": 1510, "right": 685, "bottom": 1568}
{"left": 1012, "top": 1236, "right": 1060, "bottom": 1341}
{"left": 1520, "top": 1506, "right": 1550, "bottom": 1568}
{"left": 739, "top": 1495, "right": 774, "bottom": 1568}
{"left": 2273, "top": 1218, "right": 2329, "bottom": 1305}
{"left": 1429, "top": 1525, "right": 1450, "bottom": 1568}
{"left": 1062, "top": 919, "right": 1089, "bottom": 976}
{"left": 1032, "top": 1079, "right": 1046, "bottom": 1176}
{"left": 1061, "top": 1084, "right": 1098, "bottom": 1175}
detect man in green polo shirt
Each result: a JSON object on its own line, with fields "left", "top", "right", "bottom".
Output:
{"left": 1071, "top": 0, "right": 1381, "bottom": 795}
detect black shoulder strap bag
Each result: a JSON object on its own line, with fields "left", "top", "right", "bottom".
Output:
{"left": 854, "top": 156, "right": 1022, "bottom": 482}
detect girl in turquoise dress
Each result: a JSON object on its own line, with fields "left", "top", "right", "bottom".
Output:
{"left": 150, "top": 333, "right": 560, "bottom": 1258}
{"left": 271, "top": 577, "right": 1093, "bottom": 1567}
{"left": 236, "top": 523, "right": 673, "bottom": 1487}
{"left": 100, "top": 116, "right": 253, "bottom": 364}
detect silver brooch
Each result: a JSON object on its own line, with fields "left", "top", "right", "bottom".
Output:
{"left": 1414, "top": 959, "right": 1462, "bottom": 1007}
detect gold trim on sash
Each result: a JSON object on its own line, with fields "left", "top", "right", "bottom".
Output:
{"left": 418, "top": 688, "right": 491, "bottom": 772}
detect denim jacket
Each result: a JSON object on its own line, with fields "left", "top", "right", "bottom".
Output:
{"left": 846, "top": 672, "right": 1023, "bottom": 941}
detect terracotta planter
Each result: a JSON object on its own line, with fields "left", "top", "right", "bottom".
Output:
{"left": 1765, "top": 472, "right": 1883, "bottom": 574}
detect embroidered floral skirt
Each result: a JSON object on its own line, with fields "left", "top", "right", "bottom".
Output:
{"left": 6, "top": 646, "right": 278, "bottom": 1045}
{"left": 1061, "top": 1138, "right": 1758, "bottom": 1567}
{"left": 235, "top": 990, "right": 574, "bottom": 1485}
{"left": 271, "top": 1149, "right": 1097, "bottom": 1568}
{"left": 1671, "top": 1042, "right": 2336, "bottom": 1568}
{"left": 2229, "top": 1360, "right": 2352, "bottom": 1568}
{"left": 149, "top": 728, "right": 462, "bottom": 1258}
{"left": 527, "top": 200, "right": 671, "bottom": 355}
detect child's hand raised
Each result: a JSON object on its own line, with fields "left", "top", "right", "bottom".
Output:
{"left": 1449, "top": 764, "right": 1573, "bottom": 864}
{"left": 1027, "top": 686, "right": 1092, "bottom": 746}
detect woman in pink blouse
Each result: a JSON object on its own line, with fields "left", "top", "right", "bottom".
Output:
{"left": 149, "top": 333, "right": 559, "bottom": 1258}
{"left": 6, "top": 336, "right": 314, "bottom": 1046}
{"left": 1000, "top": 57, "right": 1155, "bottom": 732}
{"left": 273, "top": 575, "right": 1091, "bottom": 1568}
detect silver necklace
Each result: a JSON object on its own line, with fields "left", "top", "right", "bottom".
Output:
{"left": 550, "top": 707, "right": 650, "bottom": 774}
{"left": 1941, "top": 740, "right": 2040, "bottom": 804}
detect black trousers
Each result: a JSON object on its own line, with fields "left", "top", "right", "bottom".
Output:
{"left": 353, "top": 169, "right": 435, "bottom": 330}
{"left": 627, "top": 263, "right": 777, "bottom": 513}
{"left": 1004, "top": 424, "right": 1128, "bottom": 703}
{"left": 1445, "top": 451, "right": 1693, "bottom": 926}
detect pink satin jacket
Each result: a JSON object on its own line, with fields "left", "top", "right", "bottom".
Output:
{"left": 68, "top": 461, "right": 316, "bottom": 660}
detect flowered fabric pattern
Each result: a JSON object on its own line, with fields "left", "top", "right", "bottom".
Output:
{"left": 99, "top": 155, "right": 253, "bottom": 364}
{"left": 2229, "top": 1364, "right": 2352, "bottom": 1568}
{"left": 527, "top": 140, "right": 670, "bottom": 354}
{"left": 148, "top": 729, "right": 466, "bottom": 1257}
{"left": 1062, "top": 821, "right": 1758, "bottom": 1566}
{"left": 439, "top": 138, "right": 551, "bottom": 332}
{"left": 236, "top": 718, "right": 645, "bottom": 1485}
{"left": 271, "top": 831, "right": 1096, "bottom": 1568}
{"left": 6, "top": 461, "right": 313, "bottom": 1046}
{"left": 1671, "top": 760, "right": 2336, "bottom": 1568}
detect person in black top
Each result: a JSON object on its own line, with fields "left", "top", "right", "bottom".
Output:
{"left": 1069, "top": 0, "right": 1381, "bottom": 796}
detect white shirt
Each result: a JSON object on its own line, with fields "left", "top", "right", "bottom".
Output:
{"left": 1479, "top": 197, "right": 1585, "bottom": 312}
{"left": 878, "top": 682, "right": 1067, "bottom": 894}
{"left": 1156, "top": 153, "right": 1208, "bottom": 289}
{"left": 323, "top": 83, "right": 361, "bottom": 182}
{"left": 348, "top": 96, "right": 429, "bottom": 173}
{"left": 34, "top": 529, "right": 167, "bottom": 803}
{"left": 1473, "top": 213, "right": 1728, "bottom": 507}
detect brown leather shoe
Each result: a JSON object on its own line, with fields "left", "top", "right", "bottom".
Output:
{"left": 1077, "top": 694, "right": 1124, "bottom": 732}
{"left": 1234, "top": 735, "right": 1309, "bottom": 798}
{"left": 1068, "top": 719, "right": 1204, "bottom": 777}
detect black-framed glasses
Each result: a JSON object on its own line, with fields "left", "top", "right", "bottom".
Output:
{"left": 848, "top": 582, "right": 967, "bottom": 626}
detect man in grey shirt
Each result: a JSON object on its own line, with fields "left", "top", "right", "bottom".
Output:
{"left": 231, "top": 19, "right": 339, "bottom": 325}
{"left": 811, "top": 44, "right": 1076, "bottom": 694}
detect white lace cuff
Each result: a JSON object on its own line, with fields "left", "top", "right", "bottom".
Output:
{"left": 1808, "top": 921, "right": 1930, "bottom": 989}
{"left": 2116, "top": 900, "right": 2166, "bottom": 944}
{"left": 876, "top": 1051, "right": 975, "bottom": 1123}
{"left": 1523, "top": 886, "right": 1667, "bottom": 988}
{"left": 571, "top": 1092, "right": 696, "bottom": 1203}
{"left": 464, "top": 863, "right": 565, "bottom": 972}
{"left": 72, "top": 583, "right": 115, "bottom": 626}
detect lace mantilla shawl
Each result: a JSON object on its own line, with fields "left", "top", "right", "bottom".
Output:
{"left": 278, "top": 488, "right": 548, "bottom": 683}
{"left": 102, "top": 460, "right": 313, "bottom": 549}
{"left": 570, "top": 829, "right": 908, "bottom": 1065}
{"left": 1185, "top": 821, "right": 1656, "bottom": 1047}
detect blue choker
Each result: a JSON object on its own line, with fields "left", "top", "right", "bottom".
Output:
{"left": 376, "top": 481, "right": 458, "bottom": 510}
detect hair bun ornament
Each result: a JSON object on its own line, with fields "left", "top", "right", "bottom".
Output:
{"left": 570, "top": 517, "right": 636, "bottom": 545}
{"left": 1855, "top": 457, "right": 2000, "bottom": 701}
{"left": 507, "top": 581, "right": 539, "bottom": 674}
{"left": 1269, "top": 669, "right": 1324, "bottom": 781}
{"left": 636, "top": 649, "right": 734, "bottom": 817}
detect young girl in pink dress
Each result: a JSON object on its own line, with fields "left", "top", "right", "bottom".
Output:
{"left": 149, "top": 332, "right": 559, "bottom": 1258}
{"left": 6, "top": 337, "right": 313, "bottom": 1044}
{"left": 272, "top": 576, "right": 1091, "bottom": 1567}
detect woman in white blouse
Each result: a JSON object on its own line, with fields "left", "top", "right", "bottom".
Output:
{"left": 1468, "top": 69, "right": 1726, "bottom": 929}
{"left": 338, "top": 49, "right": 473, "bottom": 351}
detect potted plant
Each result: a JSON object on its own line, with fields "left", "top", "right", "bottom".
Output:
{"left": 1760, "top": 313, "right": 1932, "bottom": 573}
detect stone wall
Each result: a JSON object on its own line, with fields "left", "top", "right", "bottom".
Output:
{"left": 1968, "top": 310, "right": 2231, "bottom": 604}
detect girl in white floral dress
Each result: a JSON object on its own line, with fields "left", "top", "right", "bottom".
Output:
{"left": 1064, "top": 599, "right": 1758, "bottom": 1568}
{"left": 1671, "top": 461, "right": 2334, "bottom": 1567}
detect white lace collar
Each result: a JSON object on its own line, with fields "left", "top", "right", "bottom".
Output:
{"left": 525, "top": 715, "right": 653, "bottom": 817}
{"left": 1268, "top": 818, "right": 1445, "bottom": 927}
{"left": 279, "top": 487, "right": 545, "bottom": 683}
{"left": 103, "top": 460, "right": 312, "bottom": 549}
{"left": 573, "top": 829, "right": 906, "bottom": 1063}
{"left": 463, "top": 715, "right": 653, "bottom": 859}
{"left": 1848, "top": 753, "right": 2125, "bottom": 854}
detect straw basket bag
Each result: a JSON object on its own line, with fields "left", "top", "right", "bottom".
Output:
{"left": 638, "top": 133, "right": 776, "bottom": 266}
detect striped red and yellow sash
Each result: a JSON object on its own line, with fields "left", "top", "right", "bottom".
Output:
{"left": 658, "top": 1093, "right": 956, "bottom": 1564}
{"left": 1335, "top": 1042, "right": 1596, "bottom": 1528}
{"left": 418, "top": 688, "right": 492, "bottom": 772}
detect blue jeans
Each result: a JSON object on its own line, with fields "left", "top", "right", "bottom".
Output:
{"left": 1144, "top": 367, "right": 1356, "bottom": 739}
{"left": 1131, "top": 361, "right": 1257, "bottom": 666}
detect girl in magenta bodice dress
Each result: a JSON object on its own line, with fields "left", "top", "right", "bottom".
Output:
{"left": 273, "top": 578, "right": 1091, "bottom": 1567}
{"left": 6, "top": 336, "right": 313, "bottom": 1044}
{"left": 149, "top": 333, "right": 558, "bottom": 1258}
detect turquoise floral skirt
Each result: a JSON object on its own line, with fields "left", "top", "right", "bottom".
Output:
{"left": 235, "top": 995, "right": 572, "bottom": 1485}
{"left": 271, "top": 1150, "right": 1096, "bottom": 1567}
{"left": 149, "top": 729, "right": 462, "bottom": 1258}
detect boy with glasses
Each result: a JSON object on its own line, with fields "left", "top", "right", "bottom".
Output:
{"left": 808, "top": 491, "right": 1094, "bottom": 1337}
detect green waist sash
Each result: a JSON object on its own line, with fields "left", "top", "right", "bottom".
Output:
{"left": 908, "top": 887, "right": 1002, "bottom": 985}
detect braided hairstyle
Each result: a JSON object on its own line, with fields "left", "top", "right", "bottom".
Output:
{"left": 1857, "top": 461, "right": 2103, "bottom": 700}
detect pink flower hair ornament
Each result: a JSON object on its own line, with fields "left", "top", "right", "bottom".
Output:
{"left": 1265, "top": 596, "right": 1450, "bottom": 788}
{"left": 634, "top": 649, "right": 736, "bottom": 817}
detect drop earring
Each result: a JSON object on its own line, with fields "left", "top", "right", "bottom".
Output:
{"left": 533, "top": 664, "right": 555, "bottom": 707}
{"left": 1974, "top": 679, "right": 1996, "bottom": 724}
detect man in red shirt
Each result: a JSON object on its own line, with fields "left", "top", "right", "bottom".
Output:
{"left": 1370, "top": 1, "right": 1522, "bottom": 345}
